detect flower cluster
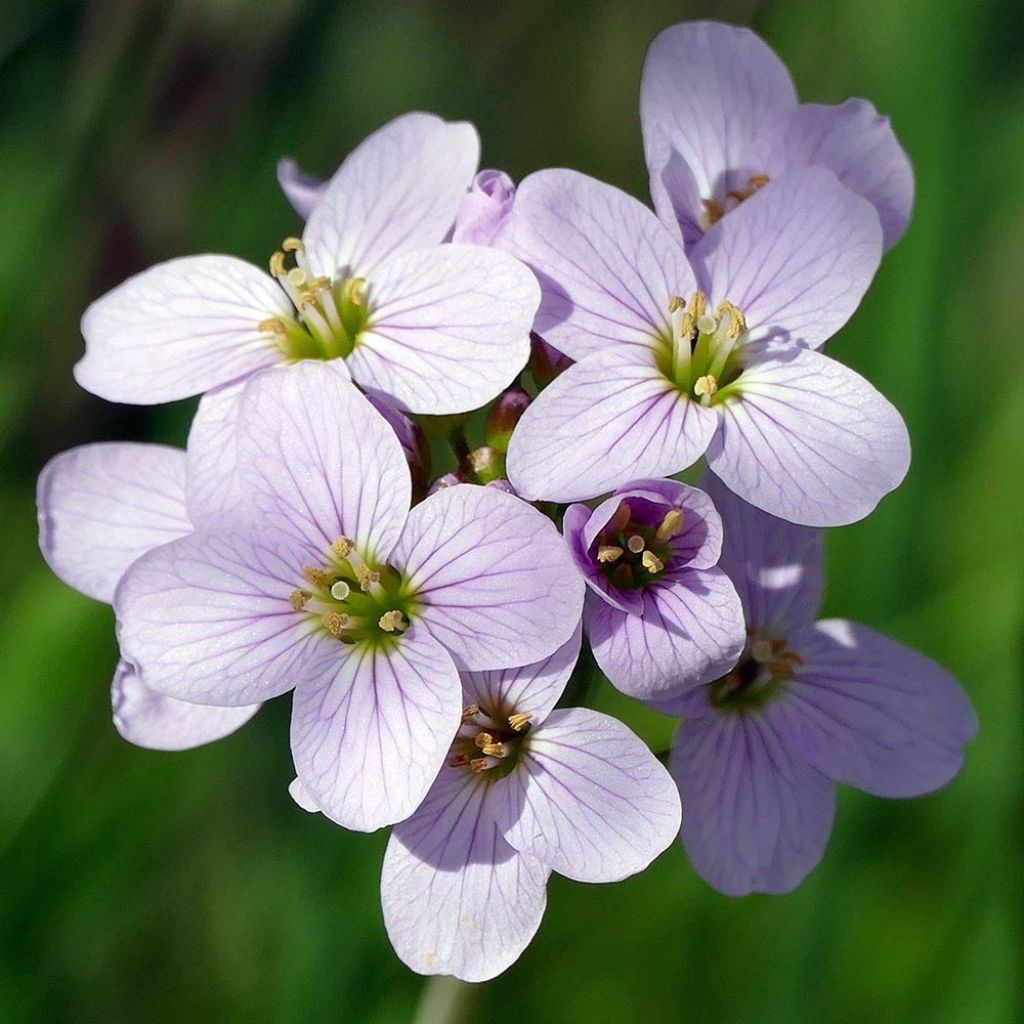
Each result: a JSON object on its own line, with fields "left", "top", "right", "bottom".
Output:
{"left": 37, "top": 21, "right": 975, "bottom": 982}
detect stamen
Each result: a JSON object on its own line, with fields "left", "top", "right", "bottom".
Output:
{"left": 269, "top": 251, "right": 286, "bottom": 277}
{"left": 461, "top": 704, "right": 480, "bottom": 723}
{"left": 288, "top": 590, "right": 309, "bottom": 610}
{"left": 508, "top": 712, "right": 532, "bottom": 732}
{"left": 481, "top": 740, "right": 508, "bottom": 758}
{"left": 331, "top": 537, "right": 354, "bottom": 559}
{"left": 597, "top": 544, "right": 623, "bottom": 564}
{"left": 470, "top": 756, "right": 500, "bottom": 773}
{"left": 378, "top": 610, "right": 403, "bottom": 632}
{"left": 475, "top": 731, "right": 494, "bottom": 749}
{"left": 694, "top": 374, "right": 718, "bottom": 398}
{"left": 345, "top": 277, "right": 368, "bottom": 306}
{"left": 626, "top": 534, "right": 646, "bottom": 554}
{"left": 702, "top": 198, "right": 724, "bottom": 225}
{"left": 330, "top": 580, "right": 351, "bottom": 601}
{"left": 688, "top": 291, "right": 707, "bottom": 319}
{"left": 355, "top": 564, "right": 382, "bottom": 593}
{"left": 715, "top": 300, "right": 747, "bottom": 340}
{"left": 322, "top": 612, "right": 350, "bottom": 637}
{"left": 655, "top": 508, "right": 685, "bottom": 541}
{"left": 302, "top": 565, "right": 332, "bottom": 589}
{"left": 668, "top": 295, "right": 685, "bottom": 314}
{"left": 258, "top": 317, "right": 288, "bottom": 336}
{"left": 641, "top": 551, "right": 664, "bottom": 574}
{"left": 449, "top": 754, "right": 471, "bottom": 768}
{"left": 749, "top": 174, "right": 769, "bottom": 189}
{"left": 607, "top": 501, "right": 632, "bottom": 534}
{"left": 282, "top": 237, "right": 305, "bottom": 255}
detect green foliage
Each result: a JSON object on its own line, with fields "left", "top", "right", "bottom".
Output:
{"left": 0, "top": 1, "right": 1020, "bottom": 1021}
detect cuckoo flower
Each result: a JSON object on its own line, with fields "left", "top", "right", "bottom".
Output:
{"left": 662, "top": 473, "right": 976, "bottom": 896}
{"left": 374, "top": 629, "right": 681, "bottom": 981}
{"left": 77, "top": 113, "right": 538, "bottom": 415}
{"left": 115, "top": 362, "right": 584, "bottom": 832}
{"left": 564, "top": 478, "right": 744, "bottom": 699}
{"left": 502, "top": 165, "right": 910, "bottom": 525}
{"left": 36, "top": 443, "right": 260, "bottom": 750}
{"left": 641, "top": 20, "right": 913, "bottom": 250}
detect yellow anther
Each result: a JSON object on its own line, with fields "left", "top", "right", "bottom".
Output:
{"left": 508, "top": 712, "right": 532, "bottom": 732}
{"left": 355, "top": 564, "right": 381, "bottom": 592}
{"left": 269, "top": 251, "right": 286, "bottom": 277}
{"left": 481, "top": 740, "right": 506, "bottom": 757}
{"left": 597, "top": 545, "right": 623, "bottom": 564}
{"left": 461, "top": 704, "right": 480, "bottom": 723}
{"left": 668, "top": 295, "right": 685, "bottom": 314}
{"left": 626, "top": 534, "right": 646, "bottom": 555}
{"left": 642, "top": 550, "right": 665, "bottom": 574}
{"left": 475, "top": 731, "right": 494, "bottom": 749}
{"left": 258, "top": 317, "right": 287, "bottom": 336}
{"left": 655, "top": 508, "right": 685, "bottom": 542}
{"left": 715, "top": 300, "right": 747, "bottom": 339}
{"left": 702, "top": 198, "right": 724, "bottom": 225}
{"left": 298, "top": 290, "right": 317, "bottom": 307}
{"left": 470, "top": 756, "right": 498, "bottom": 773}
{"left": 331, "top": 537, "right": 354, "bottom": 559}
{"left": 288, "top": 590, "right": 309, "bottom": 611}
{"left": 308, "top": 275, "right": 332, "bottom": 292}
{"left": 688, "top": 291, "right": 707, "bottom": 319}
{"left": 678, "top": 311, "right": 696, "bottom": 339}
{"left": 322, "top": 612, "right": 350, "bottom": 636}
{"left": 345, "top": 277, "right": 368, "bottom": 305}
{"left": 694, "top": 374, "right": 718, "bottom": 397}
{"left": 749, "top": 173, "right": 769, "bottom": 190}
{"left": 302, "top": 565, "right": 332, "bottom": 589}
{"left": 329, "top": 580, "right": 351, "bottom": 601}
{"left": 282, "top": 237, "right": 305, "bottom": 254}
{"left": 378, "top": 609, "right": 403, "bottom": 632}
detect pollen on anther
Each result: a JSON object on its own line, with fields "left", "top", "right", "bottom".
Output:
{"left": 508, "top": 712, "right": 532, "bottom": 732}
{"left": 322, "top": 612, "right": 349, "bottom": 637}
{"left": 642, "top": 550, "right": 665, "bottom": 574}
{"left": 330, "top": 580, "right": 351, "bottom": 601}
{"left": 345, "top": 277, "right": 368, "bottom": 305}
{"left": 378, "top": 610, "right": 403, "bottom": 632}
{"left": 626, "top": 534, "right": 646, "bottom": 554}
{"left": 461, "top": 704, "right": 480, "bottom": 723}
{"left": 449, "top": 754, "right": 471, "bottom": 769}
{"left": 302, "top": 565, "right": 332, "bottom": 589}
{"left": 668, "top": 295, "right": 685, "bottom": 314}
{"left": 288, "top": 590, "right": 309, "bottom": 611}
{"left": 356, "top": 564, "right": 381, "bottom": 592}
{"left": 282, "top": 237, "right": 305, "bottom": 254}
{"left": 597, "top": 544, "right": 623, "bottom": 564}
{"left": 655, "top": 508, "right": 685, "bottom": 541}
{"left": 694, "top": 374, "right": 718, "bottom": 397}
{"left": 331, "top": 537, "right": 354, "bottom": 559}
{"left": 269, "top": 251, "right": 286, "bottom": 277}
{"left": 258, "top": 317, "right": 287, "bottom": 336}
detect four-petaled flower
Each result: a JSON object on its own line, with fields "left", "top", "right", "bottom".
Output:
{"left": 114, "top": 361, "right": 584, "bottom": 831}
{"left": 641, "top": 20, "right": 914, "bottom": 251}
{"left": 77, "top": 113, "right": 539, "bottom": 415}
{"left": 661, "top": 473, "right": 977, "bottom": 895}
{"left": 564, "top": 478, "right": 745, "bottom": 699}
{"left": 502, "top": 165, "right": 910, "bottom": 525}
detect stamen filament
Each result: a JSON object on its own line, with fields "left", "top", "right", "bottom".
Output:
{"left": 508, "top": 712, "right": 532, "bottom": 732}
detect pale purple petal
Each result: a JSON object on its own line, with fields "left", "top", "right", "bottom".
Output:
{"left": 76, "top": 255, "right": 288, "bottom": 404}
{"left": 672, "top": 706, "right": 836, "bottom": 895}
{"left": 303, "top": 112, "right": 479, "bottom": 279}
{"left": 644, "top": 123, "right": 707, "bottom": 247}
{"left": 37, "top": 443, "right": 191, "bottom": 603}
{"left": 771, "top": 619, "right": 977, "bottom": 797}
{"left": 277, "top": 157, "right": 326, "bottom": 219}
{"left": 111, "top": 659, "right": 259, "bottom": 751}
{"left": 506, "top": 347, "right": 717, "bottom": 502}
{"left": 640, "top": 21, "right": 797, "bottom": 236}
{"left": 495, "top": 708, "right": 681, "bottom": 882}
{"left": 290, "top": 624, "right": 462, "bottom": 831}
{"left": 588, "top": 568, "right": 745, "bottom": 699}
{"left": 700, "top": 470, "right": 823, "bottom": 634}
{"left": 707, "top": 347, "right": 911, "bottom": 527}
{"left": 234, "top": 360, "right": 410, "bottom": 561}
{"left": 382, "top": 767, "right": 549, "bottom": 982}
{"left": 690, "top": 167, "right": 883, "bottom": 349}
{"left": 288, "top": 776, "right": 321, "bottom": 813}
{"left": 462, "top": 624, "right": 582, "bottom": 729}
{"left": 394, "top": 485, "right": 584, "bottom": 671}
{"left": 185, "top": 377, "right": 247, "bottom": 524}
{"left": 348, "top": 244, "right": 536, "bottom": 415}
{"left": 452, "top": 169, "right": 516, "bottom": 246}
{"left": 780, "top": 100, "right": 914, "bottom": 250}
{"left": 499, "top": 168, "right": 697, "bottom": 361}
{"left": 114, "top": 529, "right": 333, "bottom": 705}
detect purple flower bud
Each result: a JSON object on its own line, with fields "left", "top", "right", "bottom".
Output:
{"left": 485, "top": 385, "right": 531, "bottom": 452}
{"left": 528, "top": 333, "right": 573, "bottom": 388}
{"left": 452, "top": 169, "right": 517, "bottom": 246}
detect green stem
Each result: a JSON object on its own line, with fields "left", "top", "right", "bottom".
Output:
{"left": 412, "top": 975, "right": 476, "bottom": 1024}
{"left": 448, "top": 426, "right": 470, "bottom": 465}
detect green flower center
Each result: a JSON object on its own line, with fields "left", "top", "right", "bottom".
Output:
{"left": 449, "top": 703, "right": 533, "bottom": 781}
{"left": 655, "top": 289, "right": 748, "bottom": 405}
{"left": 289, "top": 536, "right": 419, "bottom": 647}
{"left": 259, "top": 237, "right": 371, "bottom": 362}
{"left": 709, "top": 631, "right": 803, "bottom": 713}
{"left": 594, "top": 499, "right": 686, "bottom": 590}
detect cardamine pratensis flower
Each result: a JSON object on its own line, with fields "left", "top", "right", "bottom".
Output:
{"left": 114, "top": 362, "right": 584, "bottom": 832}
{"left": 564, "top": 478, "right": 745, "bottom": 699}
{"left": 641, "top": 20, "right": 913, "bottom": 250}
{"left": 77, "top": 113, "right": 538, "bottom": 415}
{"left": 502, "top": 166, "right": 910, "bottom": 526}
{"left": 662, "top": 473, "right": 977, "bottom": 896}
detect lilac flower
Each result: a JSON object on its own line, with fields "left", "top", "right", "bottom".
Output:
{"left": 451, "top": 169, "right": 517, "bottom": 246}
{"left": 502, "top": 165, "right": 910, "bottom": 526}
{"left": 77, "top": 113, "right": 538, "bottom": 415}
{"left": 641, "top": 20, "right": 913, "bottom": 250}
{"left": 114, "top": 361, "right": 584, "bottom": 831}
{"left": 662, "top": 473, "right": 976, "bottom": 896}
{"left": 564, "top": 478, "right": 745, "bottom": 699}
{"left": 374, "top": 629, "right": 681, "bottom": 981}
{"left": 36, "top": 442, "right": 259, "bottom": 750}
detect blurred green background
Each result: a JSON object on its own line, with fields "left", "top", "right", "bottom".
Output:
{"left": 1, "top": 0, "right": 1021, "bottom": 1021}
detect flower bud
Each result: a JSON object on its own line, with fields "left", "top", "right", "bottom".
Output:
{"left": 485, "top": 385, "right": 531, "bottom": 453}
{"left": 466, "top": 446, "right": 506, "bottom": 485}
{"left": 427, "top": 471, "right": 468, "bottom": 495}
{"left": 452, "top": 170, "right": 516, "bottom": 246}
{"left": 528, "top": 333, "right": 573, "bottom": 388}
